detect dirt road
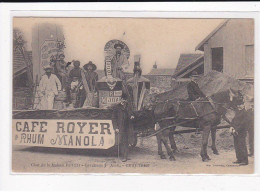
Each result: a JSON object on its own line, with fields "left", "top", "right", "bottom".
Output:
{"left": 12, "top": 128, "right": 254, "bottom": 174}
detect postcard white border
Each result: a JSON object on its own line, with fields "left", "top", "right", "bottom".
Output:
{"left": 1, "top": 2, "right": 260, "bottom": 191}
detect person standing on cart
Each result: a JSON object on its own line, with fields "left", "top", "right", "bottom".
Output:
{"left": 110, "top": 43, "right": 129, "bottom": 81}
{"left": 82, "top": 61, "right": 99, "bottom": 107}
{"left": 38, "top": 64, "right": 61, "bottom": 110}
{"left": 108, "top": 43, "right": 132, "bottom": 103}
{"left": 69, "top": 60, "right": 85, "bottom": 108}
{"left": 187, "top": 71, "right": 206, "bottom": 101}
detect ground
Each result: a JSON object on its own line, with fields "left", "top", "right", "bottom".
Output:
{"left": 12, "top": 128, "right": 254, "bottom": 174}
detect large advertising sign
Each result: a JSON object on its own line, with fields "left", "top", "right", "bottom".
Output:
{"left": 40, "top": 40, "right": 64, "bottom": 68}
{"left": 13, "top": 119, "right": 115, "bottom": 149}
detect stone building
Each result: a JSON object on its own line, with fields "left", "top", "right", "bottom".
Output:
{"left": 146, "top": 63, "right": 175, "bottom": 89}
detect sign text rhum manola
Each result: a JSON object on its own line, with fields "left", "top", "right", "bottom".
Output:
{"left": 13, "top": 119, "right": 115, "bottom": 149}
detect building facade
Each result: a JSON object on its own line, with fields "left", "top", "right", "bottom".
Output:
{"left": 196, "top": 19, "right": 254, "bottom": 81}
{"left": 146, "top": 64, "right": 175, "bottom": 89}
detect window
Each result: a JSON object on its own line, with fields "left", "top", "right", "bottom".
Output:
{"left": 211, "top": 47, "right": 223, "bottom": 72}
{"left": 245, "top": 45, "right": 254, "bottom": 77}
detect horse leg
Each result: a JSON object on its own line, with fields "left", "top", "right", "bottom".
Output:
{"left": 162, "top": 131, "right": 176, "bottom": 161}
{"left": 169, "top": 127, "right": 179, "bottom": 152}
{"left": 156, "top": 134, "right": 166, "bottom": 159}
{"left": 200, "top": 125, "right": 211, "bottom": 162}
{"left": 211, "top": 128, "right": 219, "bottom": 155}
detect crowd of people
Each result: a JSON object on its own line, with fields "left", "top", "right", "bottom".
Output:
{"left": 38, "top": 42, "right": 131, "bottom": 110}
{"left": 38, "top": 54, "right": 99, "bottom": 110}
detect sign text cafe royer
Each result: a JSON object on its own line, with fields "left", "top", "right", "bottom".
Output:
{"left": 13, "top": 119, "right": 116, "bottom": 149}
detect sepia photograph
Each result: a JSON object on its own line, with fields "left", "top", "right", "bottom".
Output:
{"left": 12, "top": 17, "right": 254, "bottom": 174}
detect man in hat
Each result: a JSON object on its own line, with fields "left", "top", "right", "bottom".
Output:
{"left": 83, "top": 61, "right": 98, "bottom": 93}
{"left": 69, "top": 60, "right": 84, "bottom": 108}
{"left": 69, "top": 60, "right": 82, "bottom": 80}
{"left": 112, "top": 93, "right": 135, "bottom": 162}
{"left": 187, "top": 71, "right": 206, "bottom": 101}
{"left": 38, "top": 65, "right": 61, "bottom": 110}
{"left": 230, "top": 103, "right": 250, "bottom": 166}
{"left": 81, "top": 61, "right": 99, "bottom": 107}
{"left": 110, "top": 43, "right": 129, "bottom": 80}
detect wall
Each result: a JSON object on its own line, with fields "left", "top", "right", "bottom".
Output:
{"left": 144, "top": 75, "right": 172, "bottom": 88}
{"left": 203, "top": 19, "right": 254, "bottom": 79}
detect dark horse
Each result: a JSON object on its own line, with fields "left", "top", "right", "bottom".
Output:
{"left": 152, "top": 89, "right": 244, "bottom": 162}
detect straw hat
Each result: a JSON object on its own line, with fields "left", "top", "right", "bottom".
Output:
{"left": 43, "top": 64, "right": 53, "bottom": 70}
{"left": 83, "top": 61, "right": 97, "bottom": 71}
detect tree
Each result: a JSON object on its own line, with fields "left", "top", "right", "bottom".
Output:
{"left": 13, "top": 28, "right": 33, "bottom": 90}
{"left": 13, "top": 28, "right": 26, "bottom": 51}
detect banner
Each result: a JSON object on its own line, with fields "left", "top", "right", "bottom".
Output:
{"left": 13, "top": 119, "right": 115, "bottom": 149}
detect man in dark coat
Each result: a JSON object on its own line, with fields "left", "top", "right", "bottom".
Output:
{"left": 187, "top": 71, "right": 206, "bottom": 101}
{"left": 69, "top": 60, "right": 82, "bottom": 80}
{"left": 230, "top": 107, "right": 250, "bottom": 166}
{"left": 112, "top": 94, "right": 134, "bottom": 162}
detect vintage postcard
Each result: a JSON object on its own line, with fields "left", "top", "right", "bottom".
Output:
{"left": 12, "top": 17, "right": 254, "bottom": 174}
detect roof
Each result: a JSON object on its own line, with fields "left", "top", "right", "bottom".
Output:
{"left": 174, "top": 53, "right": 203, "bottom": 77}
{"left": 147, "top": 68, "right": 176, "bottom": 76}
{"left": 127, "top": 76, "right": 150, "bottom": 83}
{"left": 13, "top": 49, "right": 32, "bottom": 77}
{"left": 195, "top": 19, "right": 229, "bottom": 51}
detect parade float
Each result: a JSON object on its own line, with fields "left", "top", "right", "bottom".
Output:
{"left": 13, "top": 36, "right": 151, "bottom": 150}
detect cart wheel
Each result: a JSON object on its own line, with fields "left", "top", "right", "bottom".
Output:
{"left": 129, "top": 133, "right": 138, "bottom": 148}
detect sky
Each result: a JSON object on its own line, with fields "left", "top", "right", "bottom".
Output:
{"left": 13, "top": 18, "right": 224, "bottom": 74}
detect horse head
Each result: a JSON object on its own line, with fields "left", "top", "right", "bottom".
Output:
{"left": 229, "top": 88, "right": 244, "bottom": 109}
